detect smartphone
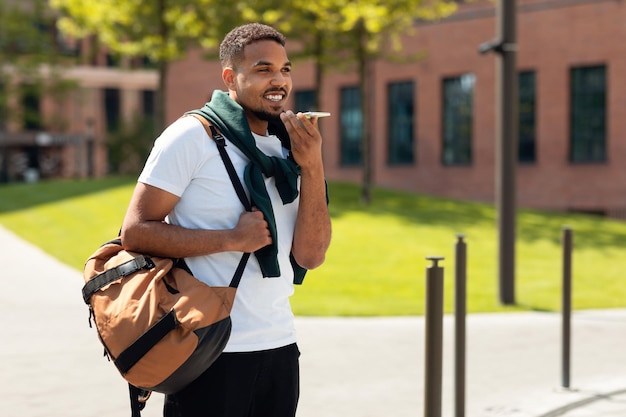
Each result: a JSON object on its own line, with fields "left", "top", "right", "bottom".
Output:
{"left": 302, "top": 112, "right": 331, "bottom": 119}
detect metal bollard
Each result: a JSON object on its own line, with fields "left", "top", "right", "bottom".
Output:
{"left": 454, "top": 235, "right": 467, "bottom": 417}
{"left": 424, "top": 256, "right": 445, "bottom": 417}
{"left": 561, "top": 227, "right": 573, "bottom": 389}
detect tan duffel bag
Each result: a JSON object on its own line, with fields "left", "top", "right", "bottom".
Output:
{"left": 82, "top": 240, "right": 247, "bottom": 393}
{"left": 82, "top": 114, "right": 251, "bottom": 416}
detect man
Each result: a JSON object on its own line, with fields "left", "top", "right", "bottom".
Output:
{"left": 120, "top": 23, "right": 331, "bottom": 417}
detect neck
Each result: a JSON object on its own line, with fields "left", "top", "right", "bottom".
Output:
{"left": 229, "top": 91, "right": 269, "bottom": 136}
{"left": 246, "top": 116, "right": 269, "bottom": 137}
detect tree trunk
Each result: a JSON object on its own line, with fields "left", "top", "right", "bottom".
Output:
{"left": 156, "top": 60, "right": 167, "bottom": 132}
{"left": 357, "top": 19, "right": 372, "bottom": 204}
{"left": 313, "top": 29, "right": 323, "bottom": 112}
{"left": 155, "top": 0, "right": 168, "bottom": 132}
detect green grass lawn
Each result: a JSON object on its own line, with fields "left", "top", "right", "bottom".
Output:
{"left": 1, "top": 177, "right": 625, "bottom": 316}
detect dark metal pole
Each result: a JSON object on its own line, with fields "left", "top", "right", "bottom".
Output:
{"left": 496, "top": 0, "right": 518, "bottom": 305}
{"left": 478, "top": 1, "right": 518, "bottom": 305}
{"left": 454, "top": 235, "right": 467, "bottom": 417}
{"left": 561, "top": 227, "right": 573, "bottom": 389}
{"left": 424, "top": 256, "right": 445, "bottom": 417}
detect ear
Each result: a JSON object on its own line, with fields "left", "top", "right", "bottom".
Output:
{"left": 222, "top": 67, "right": 236, "bottom": 90}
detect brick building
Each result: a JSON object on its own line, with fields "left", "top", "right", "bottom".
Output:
{"left": 0, "top": 25, "right": 157, "bottom": 182}
{"left": 167, "top": 0, "right": 626, "bottom": 217}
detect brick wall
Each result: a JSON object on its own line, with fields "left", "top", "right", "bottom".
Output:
{"left": 166, "top": 0, "right": 626, "bottom": 215}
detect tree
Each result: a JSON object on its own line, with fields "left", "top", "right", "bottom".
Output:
{"left": 246, "top": 0, "right": 458, "bottom": 203}
{"left": 324, "top": 1, "right": 459, "bottom": 203}
{"left": 49, "top": 0, "right": 247, "bottom": 132}
{"left": 51, "top": 0, "right": 458, "bottom": 199}
{"left": 0, "top": 0, "right": 76, "bottom": 130}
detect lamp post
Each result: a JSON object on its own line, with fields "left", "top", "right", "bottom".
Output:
{"left": 479, "top": 0, "right": 518, "bottom": 305}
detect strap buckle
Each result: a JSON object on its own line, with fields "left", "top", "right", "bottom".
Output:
{"left": 209, "top": 124, "right": 226, "bottom": 146}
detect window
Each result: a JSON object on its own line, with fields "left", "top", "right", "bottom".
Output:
{"left": 106, "top": 53, "right": 121, "bottom": 68}
{"left": 104, "top": 88, "right": 121, "bottom": 133}
{"left": 0, "top": 81, "right": 6, "bottom": 129}
{"left": 140, "top": 56, "right": 157, "bottom": 69}
{"left": 518, "top": 71, "right": 536, "bottom": 163}
{"left": 442, "top": 74, "right": 474, "bottom": 165}
{"left": 570, "top": 65, "right": 606, "bottom": 163}
{"left": 294, "top": 90, "right": 316, "bottom": 113}
{"left": 142, "top": 90, "right": 156, "bottom": 135}
{"left": 388, "top": 81, "right": 415, "bottom": 165}
{"left": 142, "top": 90, "right": 155, "bottom": 118}
{"left": 21, "top": 83, "right": 42, "bottom": 131}
{"left": 340, "top": 87, "right": 362, "bottom": 166}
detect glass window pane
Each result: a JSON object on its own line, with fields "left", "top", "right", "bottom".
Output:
{"left": 570, "top": 65, "right": 606, "bottom": 163}
{"left": 340, "top": 87, "right": 362, "bottom": 166}
{"left": 388, "top": 81, "right": 415, "bottom": 165}
{"left": 142, "top": 90, "right": 155, "bottom": 118}
{"left": 442, "top": 73, "right": 474, "bottom": 165}
{"left": 518, "top": 71, "right": 536, "bottom": 163}
{"left": 295, "top": 90, "right": 316, "bottom": 113}
{"left": 0, "top": 81, "right": 7, "bottom": 129}
{"left": 104, "top": 88, "right": 121, "bottom": 133}
{"left": 21, "top": 83, "right": 41, "bottom": 131}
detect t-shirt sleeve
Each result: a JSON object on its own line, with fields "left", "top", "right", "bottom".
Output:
{"left": 138, "top": 116, "right": 208, "bottom": 197}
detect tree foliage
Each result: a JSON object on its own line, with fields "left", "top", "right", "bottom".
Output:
{"left": 50, "top": 0, "right": 251, "bottom": 131}
{"left": 51, "top": 0, "right": 458, "bottom": 198}
{"left": 52, "top": 0, "right": 234, "bottom": 63}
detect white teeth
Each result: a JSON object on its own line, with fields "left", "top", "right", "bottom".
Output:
{"left": 266, "top": 94, "right": 283, "bottom": 102}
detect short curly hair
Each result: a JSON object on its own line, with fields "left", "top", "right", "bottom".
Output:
{"left": 219, "top": 23, "right": 287, "bottom": 69}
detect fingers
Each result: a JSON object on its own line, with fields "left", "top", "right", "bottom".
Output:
{"left": 237, "top": 210, "right": 272, "bottom": 251}
{"left": 280, "top": 110, "right": 317, "bottom": 136}
{"left": 243, "top": 210, "right": 269, "bottom": 232}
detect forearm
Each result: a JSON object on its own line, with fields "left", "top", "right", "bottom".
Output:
{"left": 121, "top": 221, "right": 240, "bottom": 259}
{"left": 292, "top": 163, "right": 332, "bottom": 269}
{"left": 121, "top": 182, "right": 272, "bottom": 259}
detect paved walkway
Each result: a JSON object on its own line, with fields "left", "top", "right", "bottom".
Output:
{"left": 1, "top": 224, "right": 625, "bottom": 417}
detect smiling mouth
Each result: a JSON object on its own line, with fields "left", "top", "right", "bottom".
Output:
{"left": 264, "top": 91, "right": 286, "bottom": 102}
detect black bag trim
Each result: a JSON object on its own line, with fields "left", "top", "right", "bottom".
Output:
{"left": 146, "top": 316, "right": 232, "bottom": 394}
{"left": 115, "top": 309, "right": 179, "bottom": 375}
{"left": 82, "top": 255, "right": 155, "bottom": 304}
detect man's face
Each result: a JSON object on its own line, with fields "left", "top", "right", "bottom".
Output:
{"left": 226, "top": 40, "right": 292, "bottom": 123}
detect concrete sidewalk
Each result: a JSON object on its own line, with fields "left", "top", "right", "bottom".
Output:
{"left": 1, "top": 224, "right": 625, "bottom": 417}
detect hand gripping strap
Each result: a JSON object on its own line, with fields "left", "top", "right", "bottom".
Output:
{"left": 82, "top": 255, "right": 155, "bottom": 304}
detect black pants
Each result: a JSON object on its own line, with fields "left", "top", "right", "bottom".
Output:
{"left": 164, "top": 343, "right": 300, "bottom": 417}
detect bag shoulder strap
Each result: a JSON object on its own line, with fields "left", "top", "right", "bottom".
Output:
{"left": 187, "top": 113, "right": 251, "bottom": 289}
{"left": 188, "top": 113, "right": 252, "bottom": 211}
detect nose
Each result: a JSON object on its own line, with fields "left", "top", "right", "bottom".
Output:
{"left": 270, "top": 71, "right": 288, "bottom": 87}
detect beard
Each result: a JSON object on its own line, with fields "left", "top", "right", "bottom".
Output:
{"left": 251, "top": 108, "right": 282, "bottom": 124}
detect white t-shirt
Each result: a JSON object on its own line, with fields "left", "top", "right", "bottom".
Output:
{"left": 138, "top": 115, "right": 299, "bottom": 352}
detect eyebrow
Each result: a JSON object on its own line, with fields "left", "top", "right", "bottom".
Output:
{"left": 254, "top": 60, "right": 292, "bottom": 68}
